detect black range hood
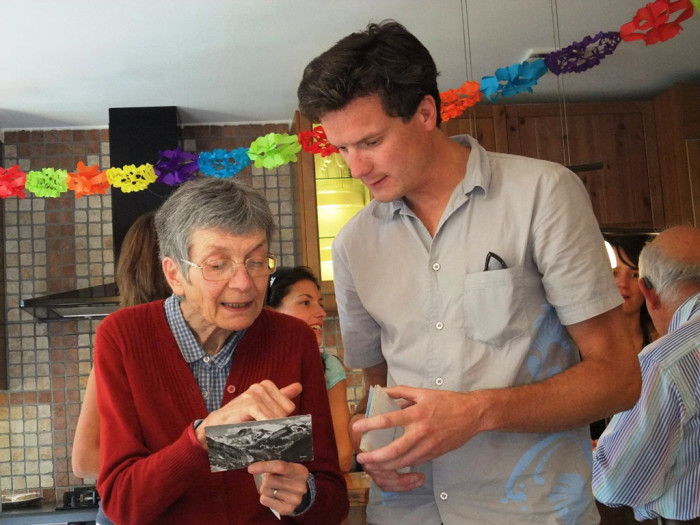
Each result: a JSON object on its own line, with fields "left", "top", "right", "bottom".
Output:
{"left": 21, "top": 106, "right": 180, "bottom": 320}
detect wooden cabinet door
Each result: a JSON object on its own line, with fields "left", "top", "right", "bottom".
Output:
{"left": 654, "top": 83, "right": 700, "bottom": 227}
{"left": 441, "top": 105, "right": 508, "bottom": 153}
{"left": 290, "top": 111, "right": 338, "bottom": 312}
{"left": 505, "top": 101, "right": 664, "bottom": 229}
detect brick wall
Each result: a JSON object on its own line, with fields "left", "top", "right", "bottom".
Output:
{"left": 0, "top": 124, "right": 358, "bottom": 501}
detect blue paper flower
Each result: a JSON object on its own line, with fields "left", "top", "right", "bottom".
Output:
{"left": 480, "top": 59, "right": 548, "bottom": 101}
{"left": 197, "top": 148, "right": 251, "bottom": 178}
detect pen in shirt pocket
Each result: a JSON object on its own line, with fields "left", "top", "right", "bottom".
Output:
{"left": 483, "top": 251, "right": 508, "bottom": 271}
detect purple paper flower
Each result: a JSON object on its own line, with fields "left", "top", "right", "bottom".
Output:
{"left": 154, "top": 147, "right": 200, "bottom": 186}
{"left": 544, "top": 32, "right": 621, "bottom": 75}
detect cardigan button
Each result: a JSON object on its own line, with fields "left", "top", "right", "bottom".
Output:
{"left": 227, "top": 385, "right": 236, "bottom": 394}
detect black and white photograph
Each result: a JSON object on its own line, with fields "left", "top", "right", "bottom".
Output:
{"left": 205, "top": 415, "right": 313, "bottom": 472}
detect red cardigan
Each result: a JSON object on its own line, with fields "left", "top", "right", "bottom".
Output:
{"left": 95, "top": 302, "right": 348, "bottom": 525}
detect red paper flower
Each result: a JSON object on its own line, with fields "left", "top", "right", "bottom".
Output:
{"left": 440, "top": 81, "right": 482, "bottom": 122}
{"left": 67, "top": 161, "right": 110, "bottom": 198}
{"left": 620, "top": 0, "right": 694, "bottom": 45}
{"left": 0, "top": 165, "right": 27, "bottom": 199}
{"left": 298, "top": 126, "right": 339, "bottom": 157}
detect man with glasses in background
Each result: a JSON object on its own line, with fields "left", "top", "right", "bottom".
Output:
{"left": 594, "top": 226, "right": 700, "bottom": 525}
{"left": 94, "top": 177, "right": 348, "bottom": 524}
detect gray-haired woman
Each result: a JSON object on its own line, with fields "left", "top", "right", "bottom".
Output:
{"left": 94, "top": 177, "right": 348, "bottom": 525}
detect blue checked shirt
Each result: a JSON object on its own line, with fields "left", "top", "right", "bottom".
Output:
{"left": 593, "top": 291, "right": 700, "bottom": 521}
{"left": 164, "top": 295, "right": 244, "bottom": 413}
{"left": 163, "top": 295, "right": 317, "bottom": 514}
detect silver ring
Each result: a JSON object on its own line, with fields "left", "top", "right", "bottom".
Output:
{"left": 273, "top": 489, "right": 278, "bottom": 499}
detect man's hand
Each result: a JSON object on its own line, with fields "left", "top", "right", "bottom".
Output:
{"left": 353, "top": 386, "right": 482, "bottom": 491}
{"left": 195, "top": 381, "right": 303, "bottom": 447}
{"left": 248, "top": 460, "right": 309, "bottom": 516}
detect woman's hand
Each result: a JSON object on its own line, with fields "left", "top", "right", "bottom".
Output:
{"left": 248, "top": 460, "right": 310, "bottom": 516}
{"left": 195, "top": 381, "right": 303, "bottom": 447}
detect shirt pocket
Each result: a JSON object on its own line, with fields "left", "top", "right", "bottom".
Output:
{"left": 463, "top": 266, "right": 528, "bottom": 345}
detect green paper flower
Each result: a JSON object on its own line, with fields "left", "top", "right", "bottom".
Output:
{"left": 25, "top": 168, "right": 68, "bottom": 198}
{"left": 247, "top": 133, "right": 302, "bottom": 169}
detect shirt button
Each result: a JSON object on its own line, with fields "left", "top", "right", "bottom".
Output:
{"left": 203, "top": 356, "right": 210, "bottom": 363}
{"left": 435, "top": 321, "right": 444, "bottom": 330}
{"left": 435, "top": 377, "right": 444, "bottom": 386}
{"left": 202, "top": 390, "right": 209, "bottom": 398}
{"left": 227, "top": 385, "right": 236, "bottom": 394}
{"left": 440, "top": 491, "right": 448, "bottom": 501}
{"left": 432, "top": 262, "right": 440, "bottom": 271}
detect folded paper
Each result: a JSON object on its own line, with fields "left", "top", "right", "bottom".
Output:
{"left": 0, "top": 165, "right": 27, "bottom": 199}
{"left": 440, "top": 80, "right": 482, "bottom": 122}
{"left": 67, "top": 162, "right": 110, "bottom": 198}
{"left": 248, "top": 133, "right": 303, "bottom": 169}
{"left": 480, "top": 59, "right": 548, "bottom": 101}
{"left": 298, "top": 126, "right": 339, "bottom": 157}
{"left": 106, "top": 164, "right": 157, "bottom": 193}
{"left": 620, "top": 0, "right": 694, "bottom": 45}
{"left": 545, "top": 32, "right": 622, "bottom": 75}
{"left": 25, "top": 168, "right": 68, "bottom": 198}
{"left": 198, "top": 148, "right": 251, "bottom": 178}
{"left": 154, "top": 147, "right": 200, "bottom": 186}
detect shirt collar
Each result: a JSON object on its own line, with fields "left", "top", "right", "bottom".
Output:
{"left": 668, "top": 291, "right": 700, "bottom": 334}
{"left": 164, "top": 294, "right": 244, "bottom": 366}
{"left": 374, "top": 134, "right": 490, "bottom": 220}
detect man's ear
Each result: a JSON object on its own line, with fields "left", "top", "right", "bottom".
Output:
{"left": 415, "top": 94, "right": 438, "bottom": 131}
{"left": 639, "top": 277, "right": 660, "bottom": 310}
{"left": 162, "top": 258, "right": 187, "bottom": 296}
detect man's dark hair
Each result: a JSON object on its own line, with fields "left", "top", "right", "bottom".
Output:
{"left": 297, "top": 20, "right": 441, "bottom": 126}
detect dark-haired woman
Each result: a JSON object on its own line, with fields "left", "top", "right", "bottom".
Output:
{"left": 606, "top": 234, "right": 658, "bottom": 352}
{"left": 267, "top": 266, "right": 354, "bottom": 473}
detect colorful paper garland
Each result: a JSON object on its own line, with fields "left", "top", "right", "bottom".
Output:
{"left": 0, "top": 0, "right": 695, "bottom": 199}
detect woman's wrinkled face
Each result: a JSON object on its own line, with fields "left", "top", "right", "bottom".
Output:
{"left": 612, "top": 246, "right": 645, "bottom": 316}
{"left": 170, "top": 228, "right": 271, "bottom": 337}
{"left": 274, "top": 279, "right": 327, "bottom": 346}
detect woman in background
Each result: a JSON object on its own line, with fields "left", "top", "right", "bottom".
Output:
{"left": 605, "top": 233, "right": 658, "bottom": 351}
{"left": 595, "top": 233, "right": 658, "bottom": 525}
{"left": 72, "top": 211, "right": 170, "bottom": 525}
{"left": 267, "top": 266, "right": 354, "bottom": 473}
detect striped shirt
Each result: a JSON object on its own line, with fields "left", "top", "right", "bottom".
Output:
{"left": 593, "top": 291, "right": 700, "bottom": 521}
{"left": 164, "top": 295, "right": 245, "bottom": 413}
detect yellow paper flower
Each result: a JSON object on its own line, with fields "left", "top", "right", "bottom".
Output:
{"left": 106, "top": 164, "right": 157, "bottom": 193}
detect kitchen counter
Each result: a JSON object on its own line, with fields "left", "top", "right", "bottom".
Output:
{"left": 0, "top": 501, "right": 96, "bottom": 524}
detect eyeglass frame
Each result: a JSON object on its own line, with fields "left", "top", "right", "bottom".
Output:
{"left": 180, "top": 254, "right": 277, "bottom": 281}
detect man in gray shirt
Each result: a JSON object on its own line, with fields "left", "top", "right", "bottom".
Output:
{"left": 298, "top": 20, "right": 641, "bottom": 524}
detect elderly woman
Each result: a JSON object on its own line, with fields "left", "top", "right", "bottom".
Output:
{"left": 95, "top": 177, "right": 348, "bottom": 525}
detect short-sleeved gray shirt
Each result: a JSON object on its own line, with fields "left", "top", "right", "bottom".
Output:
{"left": 332, "top": 135, "right": 621, "bottom": 524}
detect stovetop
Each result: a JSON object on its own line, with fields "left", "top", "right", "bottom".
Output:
{"left": 56, "top": 486, "right": 100, "bottom": 511}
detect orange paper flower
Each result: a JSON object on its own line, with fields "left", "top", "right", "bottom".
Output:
{"left": 67, "top": 161, "right": 110, "bottom": 198}
{"left": 440, "top": 81, "right": 482, "bottom": 122}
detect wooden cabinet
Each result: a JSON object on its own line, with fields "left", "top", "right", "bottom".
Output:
{"left": 653, "top": 83, "right": 700, "bottom": 227}
{"left": 504, "top": 101, "right": 664, "bottom": 229}
{"left": 440, "top": 104, "right": 509, "bottom": 153}
{"left": 290, "top": 110, "right": 338, "bottom": 313}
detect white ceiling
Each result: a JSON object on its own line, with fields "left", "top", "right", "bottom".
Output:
{"left": 1, "top": 0, "right": 698, "bottom": 132}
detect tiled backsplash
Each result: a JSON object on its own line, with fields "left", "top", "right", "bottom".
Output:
{"left": 0, "top": 124, "right": 361, "bottom": 501}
